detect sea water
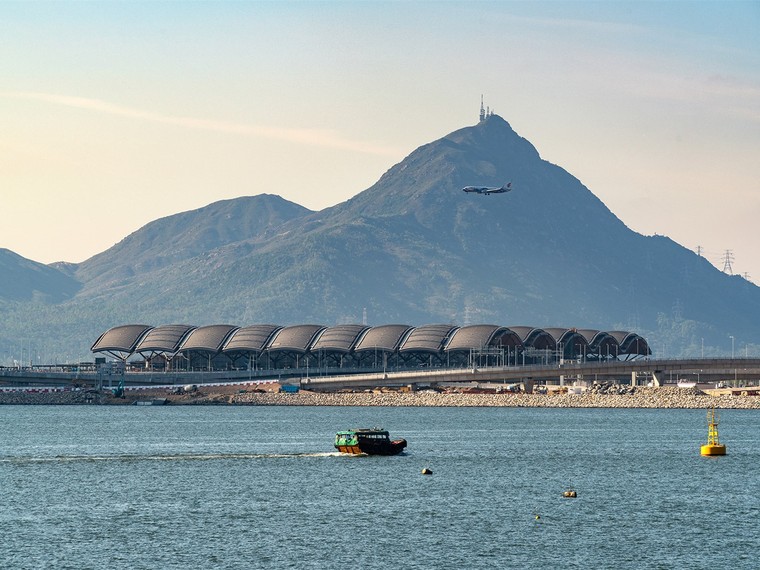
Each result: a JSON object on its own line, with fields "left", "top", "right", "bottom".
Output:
{"left": 0, "top": 405, "right": 758, "bottom": 569}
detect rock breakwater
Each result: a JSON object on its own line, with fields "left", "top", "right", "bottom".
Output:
{"left": 231, "top": 387, "right": 760, "bottom": 409}
{"left": 1, "top": 386, "right": 759, "bottom": 408}
{"left": 0, "top": 390, "right": 107, "bottom": 405}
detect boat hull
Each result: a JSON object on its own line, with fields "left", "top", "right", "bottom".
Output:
{"left": 335, "top": 439, "right": 407, "bottom": 456}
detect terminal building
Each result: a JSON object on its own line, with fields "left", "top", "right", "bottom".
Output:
{"left": 91, "top": 323, "right": 651, "bottom": 373}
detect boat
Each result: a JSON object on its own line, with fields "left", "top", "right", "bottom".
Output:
{"left": 334, "top": 428, "right": 407, "bottom": 455}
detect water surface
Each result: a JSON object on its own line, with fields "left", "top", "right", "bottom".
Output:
{"left": 1, "top": 406, "right": 757, "bottom": 569}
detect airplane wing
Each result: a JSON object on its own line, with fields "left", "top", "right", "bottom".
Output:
{"left": 484, "top": 182, "right": 512, "bottom": 194}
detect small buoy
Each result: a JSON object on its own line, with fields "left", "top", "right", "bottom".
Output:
{"left": 701, "top": 408, "right": 727, "bottom": 456}
{"left": 421, "top": 467, "right": 433, "bottom": 475}
{"left": 563, "top": 490, "right": 577, "bottom": 498}
{"left": 535, "top": 515, "right": 540, "bottom": 520}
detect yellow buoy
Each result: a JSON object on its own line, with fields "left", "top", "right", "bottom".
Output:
{"left": 700, "top": 408, "right": 726, "bottom": 456}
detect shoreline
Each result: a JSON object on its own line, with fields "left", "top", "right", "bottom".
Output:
{"left": 2, "top": 386, "right": 760, "bottom": 409}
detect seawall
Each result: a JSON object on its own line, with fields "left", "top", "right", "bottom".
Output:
{"left": 2, "top": 386, "right": 760, "bottom": 408}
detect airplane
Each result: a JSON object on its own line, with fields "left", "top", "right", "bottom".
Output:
{"left": 462, "top": 181, "right": 512, "bottom": 195}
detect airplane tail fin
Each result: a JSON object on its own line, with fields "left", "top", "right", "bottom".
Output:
{"left": 503, "top": 181, "right": 512, "bottom": 191}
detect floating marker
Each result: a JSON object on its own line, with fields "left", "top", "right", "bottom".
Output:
{"left": 701, "top": 408, "right": 727, "bottom": 456}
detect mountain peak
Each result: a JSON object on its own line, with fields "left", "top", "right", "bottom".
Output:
{"left": 0, "top": 248, "right": 80, "bottom": 302}
{"left": 75, "top": 194, "right": 312, "bottom": 288}
{"left": 327, "top": 114, "right": 545, "bottom": 222}
{"left": 442, "top": 113, "right": 540, "bottom": 163}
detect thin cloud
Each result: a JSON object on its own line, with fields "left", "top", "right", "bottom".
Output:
{"left": 1, "top": 91, "right": 401, "bottom": 156}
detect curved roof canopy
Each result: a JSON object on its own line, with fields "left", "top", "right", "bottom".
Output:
{"left": 445, "top": 325, "right": 521, "bottom": 352}
{"left": 310, "top": 324, "right": 370, "bottom": 353}
{"left": 354, "top": 324, "right": 414, "bottom": 353}
{"left": 90, "top": 324, "right": 153, "bottom": 359}
{"left": 179, "top": 325, "right": 239, "bottom": 354}
{"left": 577, "top": 329, "right": 619, "bottom": 356}
{"left": 542, "top": 328, "right": 589, "bottom": 350}
{"left": 508, "top": 326, "right": 556, "bottom": 350}
{"left": 134, "top": 324, "right": 196, "bottom": 358}
{"left": 267, "top": 325, "right": 326, "bottom": 354}
{"left": 608, "top": 331, "right": 651, "bottom": 356}
{"left": 223, "top": 325, "right": 283, "bottom": 354}
{"left": 400, "top": 324, "right": 458, "bottom": 353}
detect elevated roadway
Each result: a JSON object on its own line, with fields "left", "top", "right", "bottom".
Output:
{"left": 301, "top": 358, "right": 760, "bottom": 391}
{"left": 2, "top": 358, "right": 759, "bottom": 391}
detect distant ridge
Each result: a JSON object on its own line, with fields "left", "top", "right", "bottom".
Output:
{"left": 74, "top": 194, "right": 312, "bottom": 291}
{"left": 0, "top": 248, "right": 79, "bottom": 303}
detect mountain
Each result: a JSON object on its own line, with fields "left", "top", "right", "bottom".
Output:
{"left": 1, "top": 115, "right": 758, "bottom": 361}
{"left": 0, "top": 248, "right": 80, "bottom": 303}
{"left": 75, "top": 194, "right": 313, "bottom": 292}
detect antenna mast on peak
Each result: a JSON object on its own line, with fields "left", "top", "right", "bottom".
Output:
{"left": 479, "top": 95, "right": 494, "bottom": 121}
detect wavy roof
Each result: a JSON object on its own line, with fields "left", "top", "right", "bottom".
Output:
{"left": 134, "top": 325, "right": 196, "bottom": 355}
{"left": 90, "top": 324, "right": 152, "bottom": 359}
{"left": 268, "top": 325, "right": 327, "bottom": 354}
{"left": 180, "top": 325, "right": 239, "bottom": 353}
{"left": 311, "top": 324, "right": 370, "bottom": 353}
{"left": 223, "top": 325, "right": 283, "bottom": 354}
{"left": 92, "top": 323, "right": 651, "bottom": 359}
{"left": 445, "top": 325, "right": 520, "bottom": 351}
{"left": 354, "top": 325, "right": 414, "bottom": 353}
{"left": 399, "top": 324, "right": 458, "bottom": 353}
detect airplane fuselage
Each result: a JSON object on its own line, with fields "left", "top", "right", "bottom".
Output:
{"left": 462, "top": 182, "right": 512, "bottom": 195}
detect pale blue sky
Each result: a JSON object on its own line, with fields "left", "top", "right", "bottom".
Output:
{"left": 2, "top": 1, "right": 758, "bottom": 280}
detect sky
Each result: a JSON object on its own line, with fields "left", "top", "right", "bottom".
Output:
{"left": 2, "top": 1, "right": 759, "bottom": 281}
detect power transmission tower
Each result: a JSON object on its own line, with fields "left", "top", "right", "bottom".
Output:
{"left": 463, "top": 305, "right": 472, "bottom": 326}
{"left": 721, "top": 250, "right": 734, "bottom": 274}
{"left": 672, "top": 298, "right": 683, "bottom": 321}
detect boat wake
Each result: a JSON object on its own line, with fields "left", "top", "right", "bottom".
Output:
{"left": 1, "top": 451, "right": 345, "bottom": 464}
